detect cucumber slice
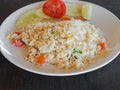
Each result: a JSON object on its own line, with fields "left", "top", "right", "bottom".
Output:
{"left": 81, "top": 4, "right": 92, "bottom": 20}
{"left": 66, "top": 4, "right": 82, "bottom": 17}
{"left": 36, "top": 8, "right": 51, "bottom": 19}
{"left": 16, "top": 8, "right": 50, "bottom": 29}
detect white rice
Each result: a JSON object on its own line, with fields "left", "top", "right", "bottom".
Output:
{"left": 8, "top": 19, "right": 105, "bottom": 69}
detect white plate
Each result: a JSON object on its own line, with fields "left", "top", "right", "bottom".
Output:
{"left": 0, "top": 1, "right": 120, "bottom": 76}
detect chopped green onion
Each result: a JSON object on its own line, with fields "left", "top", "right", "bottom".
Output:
{"left": 74, "top": 56, "right": 78, "bottom": 59}
{"left": 79, "top": 50, "right": 82, "bottom": 54}
{"left": 73, "top": 48, "right": 82, "bottom": 54}
{"left": 51, "top": 31, "right": 57, "bottom": 35}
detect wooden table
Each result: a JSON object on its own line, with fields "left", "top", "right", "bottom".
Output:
{"left": 0, "top": 0, "right": 120, "bottom": 90}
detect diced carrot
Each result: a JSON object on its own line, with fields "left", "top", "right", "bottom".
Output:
{"left": 61, "top": 16, "right": 71, "bottom": 20}
{"left": 61, "top": 16, "right": 86, "bottom": 21}
{"left": 15, "top": 31, "right": 22, "bottom": 35}
{"left": 100, "top": 42, "right": 107, "bottom": 50}
{"left": 37, "top": 55, "right": 45, "bottom": 64}
{"left": 74, "top": 16, "right": 86, "bottom": 21}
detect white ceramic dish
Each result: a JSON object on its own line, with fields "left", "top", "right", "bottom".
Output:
{"left": 0, "top": 1, "right": 120, "bottom": 76}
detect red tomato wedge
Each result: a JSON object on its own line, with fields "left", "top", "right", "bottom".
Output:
{"left": 37, "top": 55, "right": 45, "bottom": 64}
{"left": 42, "top": 0, "right": 66, "bottom": 18}
{"left": 12, "top": 39, "right": 24, "bottom": 47}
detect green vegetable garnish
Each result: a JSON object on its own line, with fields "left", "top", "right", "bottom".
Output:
{"left": 74, "top": 56, "right": 78, "bottom": 59}
{"left": 16, "top": 8, "right": 51, "bottom": 29}
{"left": 51, "top": 31, "right": 57, "bottom": 35}
{"left": 79, "top": 50, "right": 83, "bottom": 54}
{"left": 81, "top": 4, "right": 92, "bottom": 20}
{"left": 66, "top": 4, "right": 82, "bottom": 17}
{"left": 73, "top": 48, "right": 82, "bottom": 54}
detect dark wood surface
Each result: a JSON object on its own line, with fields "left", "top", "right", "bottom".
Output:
{"left": 0, "top": 0, "right": 120, "bottom": 90}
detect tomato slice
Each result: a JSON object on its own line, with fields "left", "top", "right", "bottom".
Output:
{"left": 42, "top": 0, "right": 66, "bottom": 18}
{"left": 12, "top": 39, "right": 24, "bottom": 47}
